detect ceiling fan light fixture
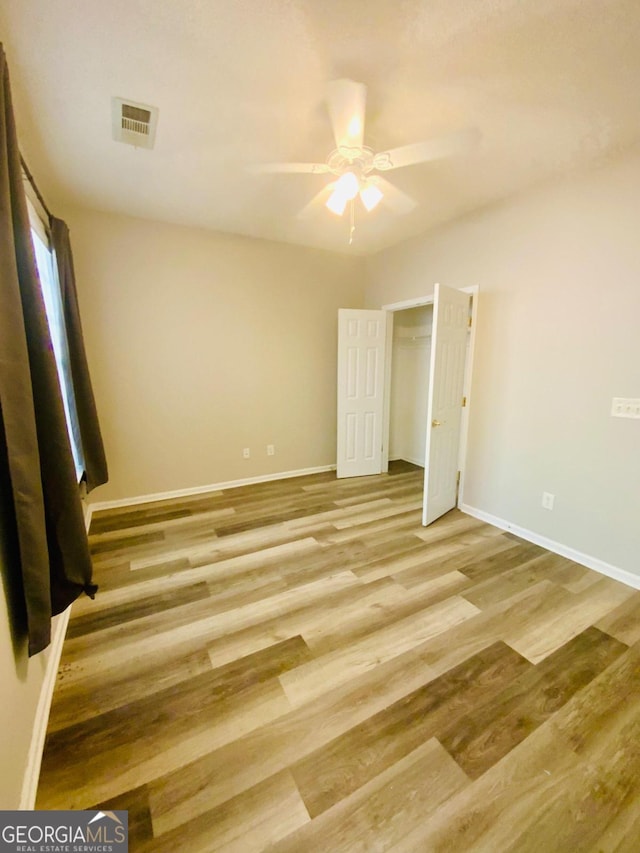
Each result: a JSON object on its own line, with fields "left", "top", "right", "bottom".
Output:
{"left": 359, "top": 182, "right": 384, "bottom": 212}
{"left": 335, "top": 171, "right": 359, "bottom": 199}
{"left": 326, "top": 189, "right": 349, "bottom": 216}
{"left": 252, "top": 78, "right": 480, "bottom": 234}
{"left": 325, "top": 171, "right": 359, "bottom": 215}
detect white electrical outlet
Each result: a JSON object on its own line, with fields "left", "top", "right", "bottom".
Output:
{"left": 243, "top": 448, "right": 250, "bottom": 459}
{"left": 267, "top": 444, "right": 275, "bottom": 456}
{"left": 611, "top": 397, "right": 640, "bottom": 419}
{"left": 542, "top": 492, "right": 555, "bottom": 511}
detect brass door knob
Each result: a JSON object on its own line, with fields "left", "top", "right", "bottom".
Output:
{"left": 432, "top": 419, "right": 444, "bottom": 427}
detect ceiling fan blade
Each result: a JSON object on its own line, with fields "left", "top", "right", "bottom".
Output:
{"left": 296, "top": 183, "right": 335, "bottom": 219}
{"left": 326, "top": 79, "right": 366, "bottom": 151}
{"left": 374, "top": 127, "right": 481, "bottom": 171}
{"left": 370, "top": 176, "right": 417, "bottom": 215}
{"left": 248, "top": 162, "right": 330, "bottom": 174}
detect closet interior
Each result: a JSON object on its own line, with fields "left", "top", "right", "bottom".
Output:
{"left": 388, "top": 304, "right": 432, "bottom": 468}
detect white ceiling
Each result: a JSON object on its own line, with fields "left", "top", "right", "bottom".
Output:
{"left": 2, "top": 0, "right": 640, "bottom": 255}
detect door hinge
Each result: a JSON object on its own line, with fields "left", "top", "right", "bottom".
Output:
{"left": 468, "top": 316, "right": 472, "bottom": 328}
{"left": 456, "top": 470, "right": 461, "bottom": 502}
{"left": 462, "top": 396, "right": 467, "bottom": 407}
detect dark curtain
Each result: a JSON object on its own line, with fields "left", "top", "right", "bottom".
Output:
{"left": 50, "top": 218, "right": 108, "bottom": 492}
{"left": 0, "top": 45, "right": 97, "bottom": 656}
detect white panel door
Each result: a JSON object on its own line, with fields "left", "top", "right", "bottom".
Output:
{"left": 337, "top": 309, "right": 387, "bottom": 478}
{"left": 423, "top": 285, "right": 470, "bottom": 525}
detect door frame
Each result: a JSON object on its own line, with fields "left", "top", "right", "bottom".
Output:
{"left": 380, "top": 284, "right": 479, "bottom": 514}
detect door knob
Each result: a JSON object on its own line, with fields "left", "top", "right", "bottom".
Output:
{"left": 432, "top": 419, "right": 444, "bottom": 427}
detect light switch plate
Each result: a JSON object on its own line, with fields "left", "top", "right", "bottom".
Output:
{"left": 611, "top": 398, "right": 640, "bottom": 419}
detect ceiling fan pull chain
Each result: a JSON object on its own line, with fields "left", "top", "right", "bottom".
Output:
{"left": 349, "top": 199, "right": 356, "bottom": 245}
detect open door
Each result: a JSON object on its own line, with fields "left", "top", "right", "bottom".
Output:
{"left": 423, "top": 284, "right": 470, "bottom": 525}
{"left": 337, "top": 309, "right": 387, "bottom": 478}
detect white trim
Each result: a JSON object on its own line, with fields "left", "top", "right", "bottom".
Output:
{"left": 19, "top": 608, "right": 71, "bottom": 809}
{"left": 19, "top": 499, "right": 93, "bottom": 808}
{"left": 25, "top": 196, "right": 49, "bottom": 247}
{"left": 381, "top": 311, "right": 394, "bottom": 474}
{"left": 460, "top": 503, "right": 640, "bottom": 590}
{"left": 382, "top": 295, "right": 434, "bottom": 312}
{"left": 84, "top": 502, "right": 95, "bottom": 531}
{"left": 456, "top": 285, "right": 479, "bottom": 508}
{"left": 88, "top": 465, "right": 337, "bottom": 513}
{"left": 389, "top": 455, "right": 425, "bottom": 468}
{"left": 382, "top": 285, "right": 476, "bottom": 313}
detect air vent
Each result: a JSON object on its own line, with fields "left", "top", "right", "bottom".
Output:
{"left": 111, "top": 97, "right": 158, "bottom": 149}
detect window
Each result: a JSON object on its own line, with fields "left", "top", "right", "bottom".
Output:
{"left": 27, "top": 197, "right": 85, "bottom": 482}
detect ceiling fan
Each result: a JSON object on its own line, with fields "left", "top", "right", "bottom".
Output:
{"left": 252, "top": 79, "right": 480, "bottom": 231}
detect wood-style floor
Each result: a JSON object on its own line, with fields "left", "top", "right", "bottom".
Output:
{"left": 37, "top": 462, "right": 640, "bottom": 852}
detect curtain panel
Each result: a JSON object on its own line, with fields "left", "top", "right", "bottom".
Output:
{"left": 50, "top": 218, "right": 108, "bottom": 492}
{"left": 0, "top": 45, "right": 99, "bottom": 655}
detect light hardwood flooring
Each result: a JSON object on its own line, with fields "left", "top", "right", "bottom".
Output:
{"left": 37, "top": 462, "right": 640, "bottom": 851}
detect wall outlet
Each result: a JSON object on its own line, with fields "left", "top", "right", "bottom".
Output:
{"left": 267, "top": 444, "right": 275, "bottom": 456}
{"left": 243, "top": 448, "right": 250, "bottom": 459}
{"left": 542, "top": 492, "right": 555, "bottom": 511}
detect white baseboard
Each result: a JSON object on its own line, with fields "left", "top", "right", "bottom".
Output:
{"left": 389, "top": 455, "right": 425, "bottom": 468}
{"left": 19, "top": 606, "right": 71, "bottom": 809}
{"left": 460, "top": 503, "right": 640, "bottom": 591}
{"left": 19, "top": 498, "right": 93, "bottom": 809}
{"left": 88, "top": 464, "right": 337, "bottom": 515}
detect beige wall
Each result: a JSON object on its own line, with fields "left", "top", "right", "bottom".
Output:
{"left": 366, "top": 151, "right": 640, "bottom": 577}
{"left": 62, "top": 208, "right": 366, "bottom": 502}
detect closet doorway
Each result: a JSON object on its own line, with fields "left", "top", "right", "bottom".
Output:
{"left": 337, "top": 285, "right": 477, "bottom": 524}
{"left": 382, "top": 284, "right": 477, "bottom": 524}
{"left": 388, "top": 304, "right": 433, "bottom": 469}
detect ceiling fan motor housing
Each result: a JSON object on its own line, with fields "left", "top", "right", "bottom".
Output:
{"left": 328, "top": 146, "right": 375, "bottom": 177}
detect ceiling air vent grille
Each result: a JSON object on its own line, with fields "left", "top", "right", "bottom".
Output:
{"left": 122, "top": 104, "right": 151, "bottom": 136}
{"left": 112, "top": 97, "right": 158, "bottom": 150}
